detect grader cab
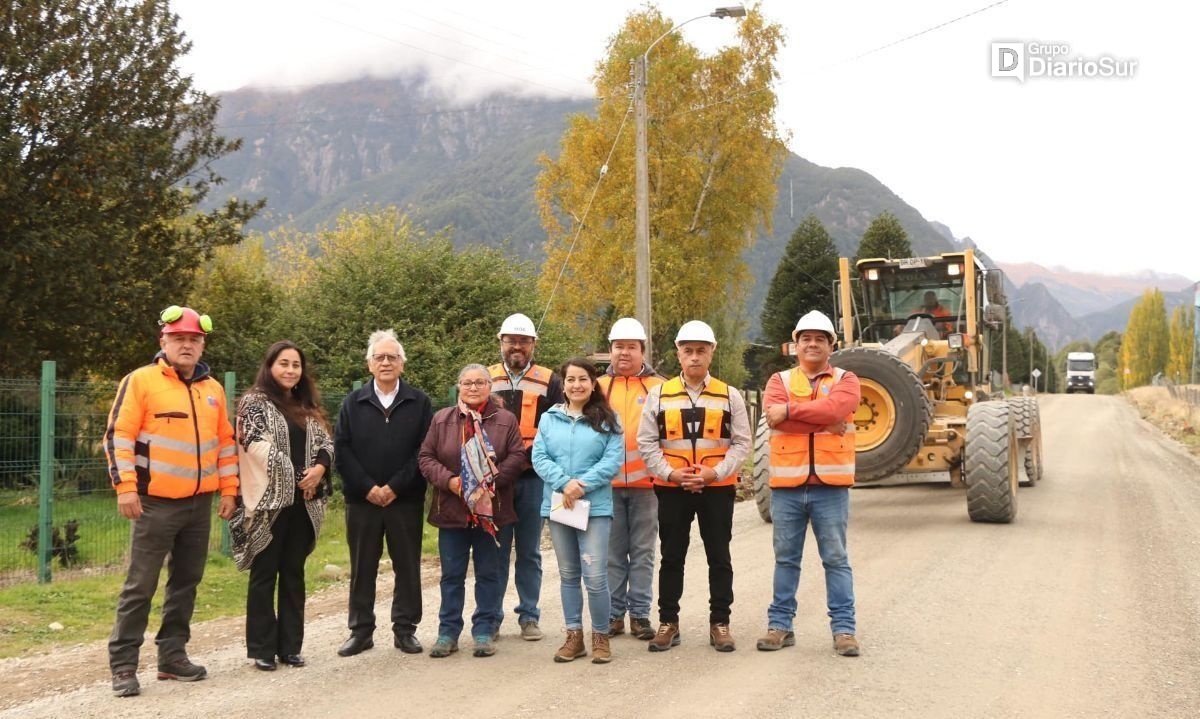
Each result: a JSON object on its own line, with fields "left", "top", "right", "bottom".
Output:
{"left": 751, "top": 249, "right": 1043, "bottom": 524}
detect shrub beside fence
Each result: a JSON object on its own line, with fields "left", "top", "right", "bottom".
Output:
{"left": 0, "top": 362, "right": 350, "bottom": 586}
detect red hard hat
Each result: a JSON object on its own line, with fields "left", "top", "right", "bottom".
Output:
{"left": 159, "top": 306, "right": 211, "bottom": 335}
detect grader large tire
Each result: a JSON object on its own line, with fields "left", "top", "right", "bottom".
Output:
{"left": 965, "top": 401, "right": 1019, "bottom": 523}
{"left": 750, "top": 415, "right": 773, "bottom": 523}
{"left": 1009, "top": 397, "right": 1043, "bottom": 486}
{"left": 829, "top": 347, "right": 933, "bottom": 482}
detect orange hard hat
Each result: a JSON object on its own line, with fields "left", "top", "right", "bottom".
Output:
{"left": 159, "top": 305, "right": 212, "bottom": 335}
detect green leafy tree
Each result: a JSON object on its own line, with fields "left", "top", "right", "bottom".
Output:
{"left": 535, "top": 5, "right": 786, "bottom": 387}
{"left": 1094, "top": 331, "right": 1123, "bottom": 394}
{"left": 1166, "top": 303, "right": 1195, "bottom": 384}
{"left": 854, "top": 211, "right": 912, "bottom": 262}
{"left": 287, "top": 208, "right": 582, "bottom": 402}
{"left": 0, "top": 0, "right": 260, "bottom": 377}
{"left": 749, "top": 214, "right": 838, "bottom": 385}
{"left": 1120, "top": 289, "right": 1169, "bottom": 388}
{"left": 186, "top": 239, "right": 288, "bottom": 382}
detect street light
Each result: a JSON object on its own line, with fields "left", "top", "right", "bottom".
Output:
{"left": 634, "top": 4, "right": 745, "bottom": 362}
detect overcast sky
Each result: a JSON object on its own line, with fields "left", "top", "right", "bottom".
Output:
{"left": 172, "top": 0, "right": 1197, "bottom": 280}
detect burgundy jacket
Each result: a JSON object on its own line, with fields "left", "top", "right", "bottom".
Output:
{"left": 419, "top": 399, "right": 526, "bottom": 529}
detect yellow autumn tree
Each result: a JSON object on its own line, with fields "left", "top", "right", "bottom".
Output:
{"left": 1166, "top": 303, "right": 1195, "bottom": 384}
{"left": 535, "top": 4, "right": 786, "bottom": 382}
{"left": 1120, "top": 289, "right": 1169, "bottom": 388}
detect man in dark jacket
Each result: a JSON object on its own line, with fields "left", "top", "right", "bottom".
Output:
{"left": 334, "top": 329, "right": 433, "bottom": 657}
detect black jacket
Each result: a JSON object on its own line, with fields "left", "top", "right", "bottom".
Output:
{"left": 334, "top": 379, "right": 433, "bottom": 504}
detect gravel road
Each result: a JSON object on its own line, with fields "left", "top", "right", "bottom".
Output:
{"left": 2, "top": 394, "right": 1198, "bottom": 718}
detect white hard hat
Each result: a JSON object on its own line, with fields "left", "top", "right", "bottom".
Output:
{"left": 608, "top": 317, "right": 648, "bottom": 342}
{"left": 792, "top": 310, "right": 837, "bottom": 341}
{"left": 674, "top": 320, "right": 717, "bottom": 345}
{"left": 497, "top": 313, "right": 538, "bottom": 339}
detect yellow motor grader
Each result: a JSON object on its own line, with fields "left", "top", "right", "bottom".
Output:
{"left": 751, "top": 249, "right": 1042, "bottom": 523}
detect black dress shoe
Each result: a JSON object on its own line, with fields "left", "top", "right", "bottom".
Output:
{"left": 394, "top": 634, "right": 422, "bottom": 654}
{"left": 254, "top": 658, "right": 277, "bottom": 671}
{"left": 278, "top": 654, "right": 306, "bottom": 667}
{"left": 337, "top": 635, "right": 374, "bottom": 657}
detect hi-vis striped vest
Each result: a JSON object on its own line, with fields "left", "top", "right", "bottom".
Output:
{"left": 105, "top": 358, "right": 238, "bottom": 498}
{"left": 654, "top": 376, "right": 737, "bottom": 488}
{"left": 489, "top": 363, "right": 553, "bottom": 448}
{"left": 598, "top": 373, "right": 663, "bottom": 489}
{"left": 768, "top": 367, "right": 856, "bottom": 487}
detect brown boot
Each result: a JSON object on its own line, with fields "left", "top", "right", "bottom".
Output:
{"left": 709, "top": 622, "right": 736, "bottom": 652}
{"left": 647, "top": 622, "right": 680, "bottom": 652}
{"left": 833, "top": 633, "right": 860, "bottom": 656}
{"left": 591, "top": 632, "right": 612, "bottom": 664}
{"left": 553, "top": 629, "right": 587, "bottom": 663}
{"left": 609, "top": 617, "right": 625, "bottom": 636}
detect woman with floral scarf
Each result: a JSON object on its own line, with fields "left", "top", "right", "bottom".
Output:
{"left": 418, "top": 363, "right": 526, "bottom": 658}
{"left": 230, "top": 341, "right": 334, "bottom": 671}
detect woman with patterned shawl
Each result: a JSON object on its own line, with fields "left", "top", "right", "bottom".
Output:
{"left": 230, "top": 341, "right": 334, "bottom": 671}
{"left": 418, "top": 363, "right": 526, "bottom": 658}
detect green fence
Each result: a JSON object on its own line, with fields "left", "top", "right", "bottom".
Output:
{"left": 0, "top": 362, "right": 350, "bottom": 586}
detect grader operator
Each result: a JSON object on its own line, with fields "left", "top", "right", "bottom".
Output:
{"left": 752, "top": 249, "right": 1042, "bottom": 524}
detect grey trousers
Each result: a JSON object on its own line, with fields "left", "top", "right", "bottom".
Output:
{"left": 109, "top": 493, "right": 213, "bottom": 673}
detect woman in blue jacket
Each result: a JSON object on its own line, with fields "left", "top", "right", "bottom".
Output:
{"left": 532, "top": 357, "right": 624, "bottom": 665}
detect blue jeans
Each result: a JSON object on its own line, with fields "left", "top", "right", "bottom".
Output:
{"left": 549, "top": 516, "right": 612, "bottom": 634}
{"left": 767, "top": 486, "right": 856, "bottom": 635}
{"left": 437, "top": 527, "right": 503, "bottom": 641}
{"left": 496, "top": 470, "right": 544, "bottom": 625}
{"left": 608, "top": 487, "right": 657, "bottom": 620}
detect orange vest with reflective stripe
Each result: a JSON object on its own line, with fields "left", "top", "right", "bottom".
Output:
{"left": 653, "top": 376, "right": 737, "bottom": 488}
{"left": 599, "top": 372, "right": 663, "bottom": 489}
{"left": 768, "top": 367, "right": 856, "bottom": 488}
{"left": 488, "top": 363, "right": 553, "bottom": 449}
{"left": 104, "top": 359, "right": 239, "bottom": 498}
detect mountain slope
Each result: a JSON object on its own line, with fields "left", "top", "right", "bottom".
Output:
{"left": 206, "top": 75, "right": 961, "bottom": 335}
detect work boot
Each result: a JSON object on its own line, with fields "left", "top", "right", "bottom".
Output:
{"left": 156, "top": 658, "right": 207, "bottom": 682}
{"left": 833, "top": 633, "right": 860, "bottom": 656}
{"left": 630, "top": 617, "right": 655, "bottom": 640}
{"left": 554, "top": 629, "right": 587, "bottom": 663}
{"left": 472, "top": 635, "right": 497, "bottom": 658}
{"left": 112, "top": 670, "right": 139, "bottom": 697}
{"left": 609, "top": 617, "right": 625, "bottom": 636}
{"left": 709, "top": 622, "right": 736, "bottom": 652}
{"left": 647, "top": 622, "right": 680, "bottom": 652}
{"left": 429, "top": 636, "right": 458, "bottom": 658}
{"left": 591, "top": 631, "right": 612, "bottom": 664}
{"left": 756, "top": 628, "right": 796, "bottom": 651}
{"left": 520, "top": 620, "right": 544, "bottom": 641}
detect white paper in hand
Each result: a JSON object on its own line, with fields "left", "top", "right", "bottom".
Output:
{"left": 549, "top": 491, "right": 590, "bottom": 530}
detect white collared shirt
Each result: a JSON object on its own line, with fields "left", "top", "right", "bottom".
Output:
{"left": 374, "top": 379, "right": 399, "bottom": 409}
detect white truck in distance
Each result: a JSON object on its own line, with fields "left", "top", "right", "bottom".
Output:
{"left": 1066, "top": 351, "right": 1096, "bottom": 394}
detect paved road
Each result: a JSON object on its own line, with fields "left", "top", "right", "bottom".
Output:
{"left": 3, "top": 395, "right": 1198, "bottom": 718}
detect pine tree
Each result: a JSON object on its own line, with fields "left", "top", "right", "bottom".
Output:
{"left": 854, "top": 211, "right": 912, "bottom": 262}
{"left": 750, "top": 215, "right": 839, "bottom": 384}
{"left": 1166, "top": 303, "right": 1195, "bottom": 384}
{"left": 0, "top": 0, "right": 261, "bottom": 376}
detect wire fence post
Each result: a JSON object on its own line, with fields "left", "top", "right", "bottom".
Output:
{"left": 37, "top": 360, "right": 56, "bottom": 583}
{"left": 220, "top": 371, "right": 236, "bottom": 558}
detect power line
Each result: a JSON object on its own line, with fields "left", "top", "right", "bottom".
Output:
{"left": 667, "top": 0, "right": 1012, "bottom": 120}
{"left": 310, "top": 12, "right": 591, "bottom": 100}
{"left": 537, "top": 100, "right": 636, "bottom": 332}
{"left": 325, "top": 0, "right": 594, "bottom": 91}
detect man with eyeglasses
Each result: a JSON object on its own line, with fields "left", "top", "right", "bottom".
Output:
{"left": 104, "top": 306, "right": 238, "bottom": 697}
{"left": 334, "top": 329, "right": 433, "bottom": 658}
{"left": 488, "top": 313, "right": 564, "bottom": 641}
